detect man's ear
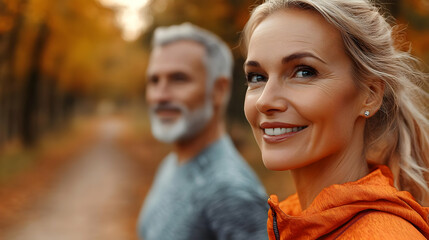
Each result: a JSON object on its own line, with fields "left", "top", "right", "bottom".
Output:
{"left": 212, "top": 77, "right": 231, "bottom": 108}
{"left": 361, "top": 79, "right": 385, "bottom": 117}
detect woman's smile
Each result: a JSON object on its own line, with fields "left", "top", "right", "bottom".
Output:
{"left": 261, "top": 122, "right": 308, "bottom": 143}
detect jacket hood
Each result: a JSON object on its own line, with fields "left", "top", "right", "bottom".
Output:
{"left": 267, "top": 165, "right": 429, "bottom": 239}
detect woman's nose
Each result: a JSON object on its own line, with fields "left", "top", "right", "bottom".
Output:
{"left": 255, "top": 78, "right": 288, "bottom": 114}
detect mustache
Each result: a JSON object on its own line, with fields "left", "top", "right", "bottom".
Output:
{"left": 150, "top": 103, "right": 186, "bottom": 113}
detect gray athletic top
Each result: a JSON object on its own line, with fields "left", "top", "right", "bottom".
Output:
{"left": 137, "top": 135, "right": 268, "bottom": 240}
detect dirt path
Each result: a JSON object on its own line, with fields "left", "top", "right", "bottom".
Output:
{"left": 2, "top": 119, "right": 144, "bottom": 240}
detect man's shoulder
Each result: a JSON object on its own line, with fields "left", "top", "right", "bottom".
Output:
{"left": 195, "top": 163, "right": 267, "bottom": 205}
{"left": 200, "top": 136, "right": 265, "bottom": 188}
{"left": 202, "top": 137, "right": 253, "bottom": 172}
{"left": 200, "top": 151, "right": 261, "bottom": 190}
{"left": 152, "top": 153, "right": 177, "bottom": 176}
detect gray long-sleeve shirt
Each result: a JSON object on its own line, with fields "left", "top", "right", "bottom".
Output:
{"left": 138, "top": 135, "right": 268, "bottom": 240}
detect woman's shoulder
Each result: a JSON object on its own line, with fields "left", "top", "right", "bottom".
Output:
{"left": 335, "top": 210, "right": 427, "bottom": 239}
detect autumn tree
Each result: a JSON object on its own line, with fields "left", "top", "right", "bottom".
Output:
{"left": 0, "top": 0, "right": 146, "bottom": 147}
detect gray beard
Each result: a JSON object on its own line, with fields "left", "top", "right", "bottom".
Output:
{"left": 149, "top": 99, "right": 213, "bottom": 143}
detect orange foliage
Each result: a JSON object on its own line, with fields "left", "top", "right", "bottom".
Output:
{"left": 407, "top": 0, "right": 429, "bottom": 15}
{"left": 4, "top": 0, "right": 147, "bottom": 97}
{"left": 0, "top": 15, "right": 14, "bottom": 33}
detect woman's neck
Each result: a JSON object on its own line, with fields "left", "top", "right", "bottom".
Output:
{"left": 291, "top": 147, "right": 369, "bottom": 210}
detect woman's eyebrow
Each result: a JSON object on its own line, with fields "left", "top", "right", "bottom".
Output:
{"left": 282, "top": 52, "right": 326, "bottom": 64}
{"left": 244, "top": 52, "right": 326, "bottom": 69}
{"left": 243, "top": 60, "right": 260, "bottom": 68}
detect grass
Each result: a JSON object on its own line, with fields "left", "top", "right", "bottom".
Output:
{"left": 0, "top": 142, "right": 36, "bottom": 185}
{"left": 0, "top": 117, "right": 94, "bottom": 187}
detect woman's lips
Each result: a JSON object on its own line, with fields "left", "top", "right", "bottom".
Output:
{"left": 260, "top": 122, "right": 308, "bottom": 143}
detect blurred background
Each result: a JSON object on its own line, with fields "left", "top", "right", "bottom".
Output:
{"left": 0, "top": 0, "right": 428, "bottom": 239}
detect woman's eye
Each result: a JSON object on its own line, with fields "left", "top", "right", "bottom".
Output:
{"left": 294, "top": 66, "right": 318, "bottom": 78}
{"left": 246, "top": 73, "right": 267, "bottom": 84}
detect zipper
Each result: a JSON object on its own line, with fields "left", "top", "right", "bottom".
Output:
{"left": 272, "top": 209, "right": 280, "bottom": 240}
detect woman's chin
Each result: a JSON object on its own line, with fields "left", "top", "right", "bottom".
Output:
{"left": 262, "top": 156, "right": 295, "bottom": 171}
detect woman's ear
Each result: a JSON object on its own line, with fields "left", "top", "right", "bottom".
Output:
{"left": 361, "top": 79, "right": 385, "bottom": 117}
{"left": 213, "top": 77, "right": 231, "bottom": 108}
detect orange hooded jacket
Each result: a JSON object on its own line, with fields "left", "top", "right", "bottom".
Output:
{"left": 267, "top": 165, "right": 429, "bottom": 239}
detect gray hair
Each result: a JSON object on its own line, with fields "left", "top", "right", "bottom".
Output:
{"left": 152, "top": 23, "right": 233, "bottom": 93}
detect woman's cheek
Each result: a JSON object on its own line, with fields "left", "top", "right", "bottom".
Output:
{"left": 244, "top": 93, "right": 257, "bottom": 127}
{"left": 244, "top": 93, "right": 262, "bottom": 142}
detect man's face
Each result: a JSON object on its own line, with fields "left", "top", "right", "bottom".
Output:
{"left": 146, "top": 40, "right": 213, "bottom": 143}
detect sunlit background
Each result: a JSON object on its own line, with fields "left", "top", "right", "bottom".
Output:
{"left": 99, "top": 0, "right": 151, "bottom": 41}
{"left": 0, "top": 0, "right": 428, "bottom": 239}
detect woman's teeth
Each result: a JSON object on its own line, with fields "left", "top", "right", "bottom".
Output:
{"left": 264, "top": 126, "right": 306, "bottom": 136}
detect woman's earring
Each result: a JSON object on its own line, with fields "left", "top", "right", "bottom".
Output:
{"left": 364, "top": 110, "right": 370, "bottom": 117}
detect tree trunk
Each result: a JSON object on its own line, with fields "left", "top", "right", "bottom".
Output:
{"left": 21, "top": 22, "right": 49, "bottom": 146}
{"left": 0, "top": 0, "right": 28, "bottom": 146}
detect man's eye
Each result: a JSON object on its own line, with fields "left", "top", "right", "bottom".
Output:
{"left": 246, "top": 73, "right": 267, "bottom": 84}
{"left": 171, "top": 73, "right": 189, "bottom": 82}
{"left": 294, "top": 66, "right": 318, "bottom": 78}
{"left": 147, "top": 76, "right": 158, "bottom": 85}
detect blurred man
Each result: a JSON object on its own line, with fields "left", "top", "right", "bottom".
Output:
{"left": 137, "top": 23, "right": 268, "bottom": 240}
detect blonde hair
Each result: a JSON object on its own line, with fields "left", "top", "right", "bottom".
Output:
{"left": 242, "top": 0, "right": 429, "bottom": 205}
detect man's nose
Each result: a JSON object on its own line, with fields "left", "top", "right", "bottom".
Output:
{"left": 147, "top": 79, "right": 173, "bottom": 104}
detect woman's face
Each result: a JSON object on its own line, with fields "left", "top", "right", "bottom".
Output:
{"left": 244, "top": 8, "right": 367, "bottom": 170}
